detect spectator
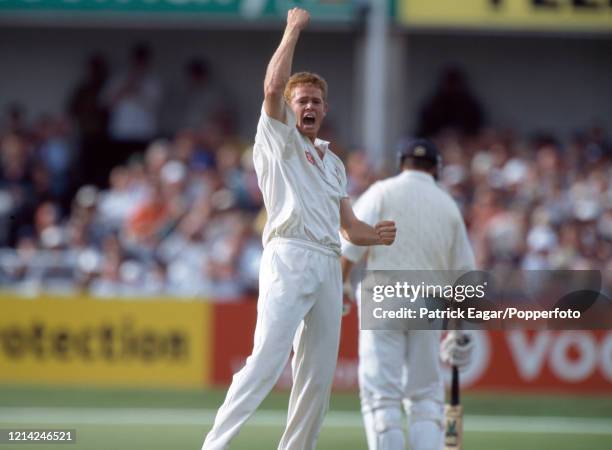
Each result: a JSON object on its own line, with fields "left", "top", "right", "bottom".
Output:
{"left": 102, "top": 43, "right": 162, "bottom": 179}
{"left": 89, "top": 233, "right": 124, "bottom": 298}
{"left": 97, "top": 165, "right": 144, "bottom": 231}
{"left": 67, "top": 52, "right": 110, "bottom": 187}
{"left": 0, "top": 132, "right": 33, "bottom": 246}
{"left": 417, "top": 66, "right": 484, "bottom": 137}
{"left": 160, "top": 200, "right": 210, "bottom": 297}
{"left": 33, "top": 115, "right": 73, "bottom": 207}
{"left": 2, "top": 103, "right": 28, "bottom": 137}
{"left": 164, "top": 57, "right": 230, "bottom": 134}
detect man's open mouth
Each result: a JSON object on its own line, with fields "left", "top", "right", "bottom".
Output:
{"left": 303, "top": 114, "right": 316, "bottom": 125}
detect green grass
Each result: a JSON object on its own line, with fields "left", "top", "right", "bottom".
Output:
{"left": 1, "top": 384, "right": 611, "bottom": 417}
{"left": 1, "top": 385, "right": 611, "bottom": 450}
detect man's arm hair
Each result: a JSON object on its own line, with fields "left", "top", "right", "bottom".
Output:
{"left": 340, "top": 198, "right": 396, "bottom": 247}
{"left": 263, "top": 8, "right": 309, "bottom": 122}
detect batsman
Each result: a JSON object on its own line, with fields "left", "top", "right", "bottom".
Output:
{"left": 341, "top": 139, "right": 475, "bottom": 450}
{"left": 201, "top": 8, "right": 396, "bottom": 450}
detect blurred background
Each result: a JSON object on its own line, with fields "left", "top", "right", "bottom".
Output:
{"left": 0, "top": 0, "right": 611, "bottom": 449}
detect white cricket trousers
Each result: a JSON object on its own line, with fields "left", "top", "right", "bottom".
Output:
{"left": 359, "top": 329, "right": 444, "bottom": 450}
{"left": 202, "top": 238, "right": 343, "bottom": 450}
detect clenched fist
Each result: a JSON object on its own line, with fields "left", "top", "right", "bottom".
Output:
{"left": 374, "top": 220, "right": 396, "bottom": 246}
{"left": 287, "top": 7, "right": 310, "bottom": 31}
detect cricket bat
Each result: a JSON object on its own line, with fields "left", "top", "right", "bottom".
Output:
{"left": 444, "top": 365, "right": 463, "bottom": 450}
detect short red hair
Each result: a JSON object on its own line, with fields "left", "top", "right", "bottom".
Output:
{"left": 284, "top": 72, "right": 328, "bottom": 102}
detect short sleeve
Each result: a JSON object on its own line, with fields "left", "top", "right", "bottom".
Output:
{"left": 254, "top": 101, "right": 297, "bottom": 159}
{"left": 341, "top": 182, "right": 383, "bottom": 263}
{"left": 336, "top": 158, "right": 349, "bottom": 199}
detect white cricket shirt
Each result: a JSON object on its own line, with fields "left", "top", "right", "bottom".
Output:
{"left": 342, "top": 170, "right": 475, "bottom": 270}
{"left": 253, "top": 102, "right": 348, "bottom": 255}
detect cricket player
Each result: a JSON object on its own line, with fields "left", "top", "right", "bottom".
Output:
{"left": 341, "top": 139, "right": 475, "bottom": 450}
{"left": 201, "top": 8, "right": 396, "bottom": 450}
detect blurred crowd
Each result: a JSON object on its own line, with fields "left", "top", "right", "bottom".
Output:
{"left": 0, "top": 48, "right": 610, "bottom": 300}
{"left": 435, "top": 127, "right": 611, "bottom": 273}
{"left": 0, "top": 128, "right": 265, "bottom": 299}
{"left": 0, "top": 43, "right": 260, "bottom": 300}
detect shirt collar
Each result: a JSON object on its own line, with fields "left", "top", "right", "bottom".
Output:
{"left": 400, "top": 169, "right": 435, "bottom": 183}
{"left": 314, "top": 138, "right": 330, "bottom": 154}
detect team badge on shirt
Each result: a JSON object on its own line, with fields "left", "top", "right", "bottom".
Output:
{"left": 305, "top": 150, "right": 316, "bottom": 166}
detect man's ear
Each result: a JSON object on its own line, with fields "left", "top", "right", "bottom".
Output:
{"left": 323, "top": 102, "right": 329, "bottom": 116}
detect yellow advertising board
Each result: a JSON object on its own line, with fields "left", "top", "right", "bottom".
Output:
{"left": 0, "top": 295, "right": 211, "bottom": 389}
{"left": 398, "top": 0, "right": 612, "bottom": 32}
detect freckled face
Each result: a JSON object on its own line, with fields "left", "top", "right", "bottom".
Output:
{"left": 289, "top": 84, "right": 328, "bottom": 141}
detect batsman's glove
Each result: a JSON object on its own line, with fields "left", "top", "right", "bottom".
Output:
{"left": 440, "top": 330, "right": 474, "bottom": 369}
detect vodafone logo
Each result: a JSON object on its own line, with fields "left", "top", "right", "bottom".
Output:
{"left": 446, "top": 331, "right": 612, "bottom": 389}
{"left": 507, "top": 331, "right": 612, "bottom": 383}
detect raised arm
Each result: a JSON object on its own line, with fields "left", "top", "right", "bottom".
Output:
{"left": 264, "top": 8, "right": 310, "bottom": 122}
